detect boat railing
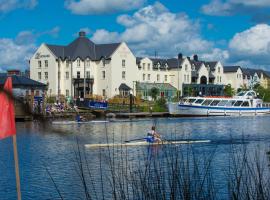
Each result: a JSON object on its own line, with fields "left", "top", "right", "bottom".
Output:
{"left": 262, "top": 103, "right": 270, "bottom": 108}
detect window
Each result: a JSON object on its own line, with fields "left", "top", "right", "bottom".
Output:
{"left": 242, "top": 101, "right": 249, "bottom": 107}
{"left": 143, "top": 63, "right": 145, "bottom": 70}
{"left": 157, "top": 74, "right": 160, "bottom": 82}
{"left": 66, "top": 90, "right": 69, "bottom": 97}
{"left": 220, "top": 77, "right": 222, "bottom": 83}
{"left": 122, "top": 59, "right": 126, "bottom": 67}
{"left": 102, "top": 58, "right": 106, "bottom": 67}
{"left": 44, "top": 72, "right": 48, "bottom": 80}
{"left": 143, "top": 74, "right": 145, "bottom": 81}
{"left": 122, "top": 71, "right": 126, "bottom": 79}
{"left": 86, "top": 71, "right": 90, "bottom": 78}
{"left": 187, "top": 75, "right": 190, "bottom": 82}
{"left": 165, "top": 75, "right": 168, "bottom": 82}
{"left": 187, "top": 98, "right": 196, "bottom": 103}
{"left": 148, "top": 63, "right": 150, "bottom": 70}
{"left": 77, "top": 71, "right": 80, "bottom": 78}
{"left": 147, "top": 74, "right": 150, "bottom": 81}
{"left": 234, "top": 101, "right": 243, "bottom": 107}
{"left": 38, "top": 60, "right": 41, "bottom": 68}
{"left": 77, "top": 59, "right": 80, "bottom": 67}
{"left": 184, "top": 75, "right": 186, "bottom": 82}
{"left": 86, "top": 60, "right": 90, "bottom": 67}
{"left": 38, "top": 72, "right": 41, "bottom": 79}
{"left": 194, "top": 99, "right": 204, "bottom": 104}
{"left": 210, "top": 100, "right": 221, "bottom": 106}
{"left": 45, "top": 60, "right": 48, "bottom": 68}
{"left": 66, "top": 72, "right": 69, "bottom": 79}
{"left": 66, "top": 60, "right": 70, "bottom": 68}
{"left": 218, "top": 67, "right": 220, "bottom": 73}
{"left": 35, "top": 90, "right": 40, "bottom": 96}
{"left": 225, "top": 100, "right": 236, "bottom": 107}
{"left": 217, "top": 100, "right": 228, "bottom": 106}
{"left": 102, "top": 89, "right": 106, "bottom": 96}
{"left": 102, "top": 71, "right": 105, "bottom": 79}
{"left": 185, "top": 64, "right": 188, "bottom": 71}
{"left": 202, "top": 99, "right": 213, "bottom": 106}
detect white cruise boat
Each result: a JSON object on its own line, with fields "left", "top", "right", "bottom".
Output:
{"left": 168, "top": 90, "right": 270, "bottom": 116}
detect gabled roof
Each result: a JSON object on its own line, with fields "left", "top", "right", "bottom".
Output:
{"left": 45, "top": 31, "right": 121, "bottom": 61}
{"left": 242, "top": 68, "right": 258, "bottom": 77}
{"left": 0, "top": 75, "right": 46, "bottom": 89}
{"left": 223, "top": 66, "right": 241, "bottom": 73}
{"left": 119, "top": 83, "right": 131, "bottom": 91}
{"left": 204, "top": 61, "right": 218, "bottom": 71}
{"left": 190, "top": 60, "right": 204, "bottom": 71}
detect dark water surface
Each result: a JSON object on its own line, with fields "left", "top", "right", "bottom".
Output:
{"left": 0, "top": 116, "right": 270, "bottom": 199}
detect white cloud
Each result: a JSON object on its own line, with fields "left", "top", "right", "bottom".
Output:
{"left": 0, "top": 37, "right": 36, "bottom": 70}
{"left": 0, "top": 27, "right": 60, "bottom": 70}
{"left": 0, "top": 0, "right": 37, "bottom": 13}
{"left": 201, "top": 0, "right": 270, "bottom": 16}
{"left": 228, "top": 24, "right": 270, "bottom": 68}
{"left": 65, "top": 0, "right": 146, "bottom": 15}
{"left": 91, "top": 2, "right": 222, "bottom": 58}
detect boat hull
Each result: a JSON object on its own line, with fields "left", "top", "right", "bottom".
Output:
{"left": 168, "top": 103, "right": 270, "bottom": 116}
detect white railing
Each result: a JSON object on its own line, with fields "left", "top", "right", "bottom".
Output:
{"left": 262, "top": 103, "right": 270, "bottom": 107}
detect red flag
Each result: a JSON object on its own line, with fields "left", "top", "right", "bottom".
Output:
{"left": 0, "top": 77, "right": 16, "bottom": 139}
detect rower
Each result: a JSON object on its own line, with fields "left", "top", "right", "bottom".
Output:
{"left": 75, "top": 114, "right": 85, "bottom": 122}
{"left": 146, "top": 126, "right": 162, "bottom": 143}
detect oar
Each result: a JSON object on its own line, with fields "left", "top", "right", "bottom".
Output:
{"left": 124, "top": 137, "right": 146, "bottom": 143}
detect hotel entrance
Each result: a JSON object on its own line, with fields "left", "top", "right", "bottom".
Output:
{"left": 73, "top": 78, "right": 94, "bottom": 98}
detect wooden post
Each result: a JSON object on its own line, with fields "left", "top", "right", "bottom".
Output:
{"left": 12, "top": 135, "right": 21, "bottom": 200}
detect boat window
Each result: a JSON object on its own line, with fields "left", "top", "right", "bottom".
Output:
{"left": 210, "top": 100, "right": 220, "bottom": 106}
{"left": 202, "top": 99, "right": 213, "bottom": 106}
{"left": 234, "top": 101, "right": 243, "bottom": 107}
{"left": 217, "top": 100, "right": 228, "bottom": 106}
{"left": 194, "top": 99, "right": 204, "bottom": 104}
{"left": 241, "top": 101, "right": 249, "bottom": 107}
{"left": 187, "top": 98, "right": 196, "bottom": 103}
{"left": 225, "top": 100, "right": 236, "bottom": 107}
{"left": 236, "top": 91, "right": 245, "bottom": 96}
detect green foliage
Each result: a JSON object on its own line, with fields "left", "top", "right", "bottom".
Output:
{"left": 224, "top": 84, "right": 235, "bottom": 97}
{"left": 254, "top": 84, "right": 270, "bottom": 102}
{"left": 150, "top": 87, "right": 159, "bottom": 100}
{"left": 153, "top": 98, "right": 167, "bottom": 112}
{"left": 46, "top": 96, "right": 56, "bottom": 103}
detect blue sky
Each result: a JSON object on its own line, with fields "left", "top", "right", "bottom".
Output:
{"left": 1, "top": 0, "right": 270, "bottom": 71}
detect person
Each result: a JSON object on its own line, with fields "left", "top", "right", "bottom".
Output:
{"left": 146, "top": 126, "right": 162, "bottom": 143}
{"left": 75, "top": 114, "right": 85, "bottom": 122}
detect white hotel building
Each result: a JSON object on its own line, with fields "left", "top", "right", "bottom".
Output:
{"left": 31, "top": 31, "right": 256, "bottom": 99}
{"left": 30, "top": 31, "right": 137, "bottom": 98}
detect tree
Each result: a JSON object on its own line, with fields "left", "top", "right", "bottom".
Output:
{"left": 224, "top": 84, "right": 235, "bottom": 97}
{"left": 150, "top": 87, "right": 159, "bottom": 101}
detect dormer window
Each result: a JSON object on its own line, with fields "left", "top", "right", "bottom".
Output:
{"left": 143, "top": 63, "right": 145, "bottom": 70}
{"left": 185, "top": 64, "right": 188, "bottom": 71}
{"left": 102, "top": 58, "right": 106, "bottom": 67}
{"left": 218, "top": 67, "right": 220, "bottom": 73}
{"left": 148, "top": 63, "right": 150, "bottom": 70}
{"left": 77, "top": 59, "right": 80, "bottom": 67}
{"left": 86, "top": 59, "right": 90, "bottom": 67}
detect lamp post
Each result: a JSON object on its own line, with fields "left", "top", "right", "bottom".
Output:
{"left": 129, "top": 90, "right": 133, "bottom": 113}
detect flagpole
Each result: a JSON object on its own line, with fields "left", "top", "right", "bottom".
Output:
{"left": 12, "top": 135, "right": 21, "bottom": 200}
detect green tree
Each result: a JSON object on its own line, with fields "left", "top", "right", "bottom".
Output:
{"left": 224, "top": 84, "right": 235, "bottom": 97}
{"left": 254, "top": 84, "right": 270, "bottom": 102}
{"left": 150, "top": 87, "right": 159, "bottom": 100}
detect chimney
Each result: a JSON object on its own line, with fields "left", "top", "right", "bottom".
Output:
{"left": 178, "top": 53, "right": 183, "bottom": 60}
{"left": 79, "top": 31, "right": 86, "bottom": 37}
{"left": 193, "top": 54, "right": 198, "bottom": 61}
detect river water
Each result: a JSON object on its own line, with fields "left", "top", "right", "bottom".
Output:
{"left": 0, "top": 116, "right": 270, "bottom": 199}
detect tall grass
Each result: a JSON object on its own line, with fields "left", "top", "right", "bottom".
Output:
{"left": 47, "top": 129, "right": 270, "bottom": 200}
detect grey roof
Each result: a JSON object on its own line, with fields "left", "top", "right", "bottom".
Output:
{"left": 190, "top": 60, "right": 204, "bottom": 71}
{"left": 242, "top": 68, "right": 257, "bottom": 78}
{"left": 224, "top": 66, "right": 241, "bottom": 73}
{"left": 46, "top": 32, "right": 121, "bottom": 61}
{"left": 0, "top": 75, "right": 46, "bottom": 89}
{"left": 119, "top": 83, "right": 131, "bottom": 90}
{"left": 204, "top": 61, "right": 218, "bottom": 71}
{"left": 136, "top": 57, "right": 143, "bottom": 65}
{"left": 136, "top": 82, "right": 177, "bottom": 91}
